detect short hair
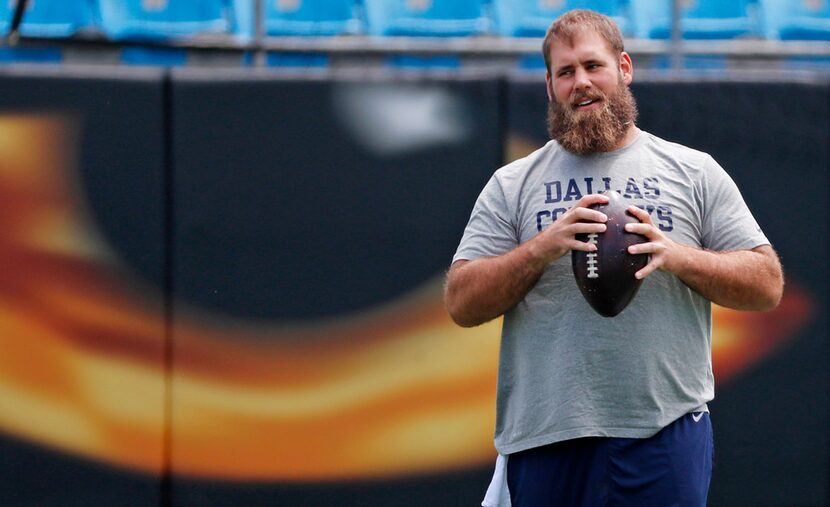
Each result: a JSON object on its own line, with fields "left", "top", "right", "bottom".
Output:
{"left": 542, "top": 9, "right": 625, "bottom": 74}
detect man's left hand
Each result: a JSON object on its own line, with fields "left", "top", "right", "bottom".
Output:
{"left": 624, "top": 205, "right": 682, "bottom": 280}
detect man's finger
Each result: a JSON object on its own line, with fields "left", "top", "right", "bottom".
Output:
{"left": 569, "top": 239, "right": 599, "bottom": 252}
{"left": 628, "top": 242, "right": 655, "bottom": 255}
{"left": 626, "top": 205, "right": 653, "bottom": 224}
{"left": 625, "top": 222, "right": 653, "bottom": 236}
{"left": 570, "top": 222, "right": 607, "bottom": 235}
{"left": 577, "top": 193, "right": 610, "bottom": 207}
{"left": 635, "top": 259, "right": 660, "bottom": 279}
{"left": 569, "top": 207, "right": 608, "bottom": 223}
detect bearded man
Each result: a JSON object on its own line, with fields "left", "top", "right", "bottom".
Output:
{"left": 444, "top": 9, "right": 783, "bottom": 507}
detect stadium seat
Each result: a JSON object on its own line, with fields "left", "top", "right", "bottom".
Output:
{"left": 383, "top": 54, "right": 463, "bottom": 68}
{"left": 96, "top": 0, "right": 229, "bottom": 41}
{"left": 0, "top": 0, "right": 94, "bottom": 38}
{"left": 0, "top": 47, "right": 63, "bottom": 62}
{"left": 363, "top": 0, "right": 490, "bottom": 36}
{"left": 759, "top": 0, "right": 830, "bottom": 40}
{"left": 230, "top": 0, "right": 361, "bottom": 38}
{"left": 121, "top": 46, "right": 188, "bottom": 65}
{"left": 493, "top": 0, "right": 633, "bottom": 38}
{"left": 266, "top": 0, "right": 361, "bottom": 35}
{"left": 630, "top": 0, "right": 759, "bottom": 39}
{"left": 262, "top": 52, "right": 327, "bottom": 67}
{"left": 228, "top": 0, "right": 255, "bottom": 39}
{"left": 230, "top": 1, "right": 357, "bottom": 69}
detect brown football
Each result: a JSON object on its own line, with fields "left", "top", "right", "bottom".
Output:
{"left": 571, "top": 191, "right": 649, "bottom": 317}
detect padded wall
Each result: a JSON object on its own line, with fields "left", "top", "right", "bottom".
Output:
{"left": 0, "top": 66, "right": 167, "bottom": 506}
{"left": 0, "top": 65, "right": 827, "bottom": 506}
{"left": 167, "top": 69, "right": 505, "bottom": 506}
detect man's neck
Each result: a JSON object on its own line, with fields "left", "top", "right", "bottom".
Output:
{"left": 613, "top": 125, "right": 640, "bottom": 151}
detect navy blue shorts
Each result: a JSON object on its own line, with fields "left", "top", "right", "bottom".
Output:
{"left": 506, "top": 412, "right": 713, "bottom": 507}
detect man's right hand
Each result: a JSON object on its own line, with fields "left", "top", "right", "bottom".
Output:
{"left": 445, "top": 193, "right": 609, "bottom": 327}
{"left": 525, "top": 193, "right": 610, "bottom": 265}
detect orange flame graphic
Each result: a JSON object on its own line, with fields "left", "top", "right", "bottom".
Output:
{"left": 0, "top": 116, "right": 813, "bottom": 482}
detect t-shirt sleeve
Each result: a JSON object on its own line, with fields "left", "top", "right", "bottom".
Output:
{"left": 700, "top": 155, "right": 769, "bottom": 252}
{"left": 452, "top": 174, "right": 519, "bottom": 264}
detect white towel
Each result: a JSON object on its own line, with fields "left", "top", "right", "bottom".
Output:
{"left": 481, "top": 454, "right": 511, "bottom": 507}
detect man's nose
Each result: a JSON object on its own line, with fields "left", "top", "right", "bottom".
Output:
{"left": 574, "top": 68, "right": 592, "bottom": 91}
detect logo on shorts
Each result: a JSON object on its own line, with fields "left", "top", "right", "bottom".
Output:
{"left": 692, "top": 412, "right": 704, "bottom": 423}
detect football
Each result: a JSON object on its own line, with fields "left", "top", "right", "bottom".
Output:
{"left": 571, "top": 191, "right": 649, "bottom": 317}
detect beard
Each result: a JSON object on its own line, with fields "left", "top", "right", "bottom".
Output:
{"left": 547, "top": 78, "right": 638, "bottom": 155}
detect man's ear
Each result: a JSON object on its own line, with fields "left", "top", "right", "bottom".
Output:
{"left": 545, "top": 71, "right": 554, "bottom": 101}
{"left": 619, "top": 51, "right": 633, "bottom": 85}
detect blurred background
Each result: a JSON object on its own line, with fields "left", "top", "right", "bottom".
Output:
{"left": 0, "top": 1, "right": 827, "bottom": 506}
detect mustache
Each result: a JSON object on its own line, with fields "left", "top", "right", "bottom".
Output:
{"left": 571, "top": 90, "right": 605, "bottom": 106}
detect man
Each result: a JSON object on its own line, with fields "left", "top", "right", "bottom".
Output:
{"left": 444, "top": 9, "right": 784, "bottom": 507}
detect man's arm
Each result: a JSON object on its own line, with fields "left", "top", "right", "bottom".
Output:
{"left": 444, "top": 193, "right": 610, "bottom": 327}
{"left": 625, "top": 206, "right": 784, "bottom": 311}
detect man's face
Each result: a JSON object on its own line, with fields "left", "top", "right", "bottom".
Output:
{"left": 545, "top": 29, "right": 637, "bottom": 155}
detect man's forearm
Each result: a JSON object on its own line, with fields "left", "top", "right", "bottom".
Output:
{"left": 445, "top": 194, "right": 610, "bottom": 327}
{"left": 444, "top": 242, "right": 549, "bottom": 327}
{"left": 671, "top": 244, "right": 783, "bottom": 311}
{"left": 625, "top": 207, "right": 784, "bottom": 312}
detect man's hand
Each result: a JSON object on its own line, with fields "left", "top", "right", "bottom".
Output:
{"left": 526, "top": 193, "right": 610, "bottom": 264}
{"left": 623, "top": 205, "right": 783, "bottom": 311}
{"left": 624, "top": 205, "right": 679, "bottom": 280}
{"left": 445, "top": 193, "right": 612, "bottom": 327}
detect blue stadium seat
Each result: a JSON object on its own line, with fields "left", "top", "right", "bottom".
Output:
{"left": 229, "top": 0, "right": 255, "bottom": 39}
{"left": 230, "top": 0, "right": 361, "bottom": 38}
{"left": 266, "top": 52, "right": 329, "bottom": 66}
{"left": 230, "top": 1, "right": 358, "bottom": 68}
{"left": 630, "top": 0, "right": 759, "bottom": 39}
{"left": 0, "top": 0, "right": 94, "bottom": 37}
{"left": 760, "top": 0, "right": 830, "bottom": 40}
{"left": 493, "top": 0, "right": 633, "bottom": 38}
{"left": 121, "top": 46, "right": 188, "bottom": 65}
{"left": 363, "top": 0, "right": 490, "bottom": 36}
{"left": 266, "top": 0, "right": 361, "bottom": 35}
{"left": 96, "top": 0, "right": 229, "bottom": 41}
{"left": 649, "top": 54, "right": 730, "bottom": 71}
{"left": 383, "top": 54, "right": 463, "bottom": 68}
{"left": 0, "top": 47, "right": 63, "bottom": 62}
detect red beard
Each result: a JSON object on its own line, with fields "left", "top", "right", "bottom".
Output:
{"left": 547, "top": 79, "right": 638, "bottom": 155}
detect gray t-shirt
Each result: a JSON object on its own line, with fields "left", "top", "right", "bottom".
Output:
{"left": 453, "top": 131, "right": 769, "bottom": 456}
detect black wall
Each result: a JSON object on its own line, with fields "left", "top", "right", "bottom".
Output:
{"left": 0, "top": 66, "right": 826, "bottom": 506}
